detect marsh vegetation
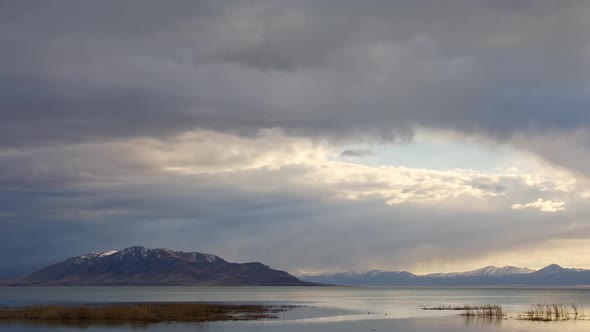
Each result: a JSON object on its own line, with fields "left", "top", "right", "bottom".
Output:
{"left": 420, "top": 303, "right": 588, "bottom": 321}
{"left": 0, "top": 303, "right": 290, "bottom": 323}
{"left": 459, "top": 305, "right": 504, "bottom": 318}
{"left": 518, "top": 304, "right": 585, "bottom": 321}
{"left": 419, "top": 304, "right": 503, "bottom": 315}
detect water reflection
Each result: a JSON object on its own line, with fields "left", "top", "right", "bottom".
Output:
{"left": 4, "top": 317, "right": 590, "bottom": 332}
{"left": 0, "top": 319, "right": 152, "bottom": 329}
{"left": 463, "top": 315, "right": 503, "bottom": 328}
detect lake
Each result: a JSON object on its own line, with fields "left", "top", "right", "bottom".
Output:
{"left": 1, "top": 286, "right": 589, "bottom": 331}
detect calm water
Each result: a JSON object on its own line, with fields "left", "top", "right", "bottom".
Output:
{"left": 1, "top": 286, "right": 590, "bottom": 331}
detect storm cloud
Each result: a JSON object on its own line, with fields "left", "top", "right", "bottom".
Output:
{"left": 2, "top": 1, "right": 590, "bottom": 276}
{"left": 3, "top": 1, "right": 590, "bottom": 146}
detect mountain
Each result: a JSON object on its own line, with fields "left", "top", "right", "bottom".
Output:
{"left": 301, "top": 270, "right": 417, "bottom": 286}
{"left": 424, "top": 265, "right": 535, "bottom": 278}
{"left": 535, "top": 264, "right": 565, "bottom": 274}
{"left": 12, "top": 246, "right": 312, "bottom": 286}
{"left": 300, "top": 264, "right": 590, "bottom": 286}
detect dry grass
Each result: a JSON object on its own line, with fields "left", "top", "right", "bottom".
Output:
{"left": 0, "top": 303, "right": 289, "bottom": 323}
{"left": 518, "top": 304, "right": 585, "bottom": 321}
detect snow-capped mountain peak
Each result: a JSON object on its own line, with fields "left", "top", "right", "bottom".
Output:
{"left": 425, "top": 265, "right": 535, "bottom": 278}
{"left": 67, "top": 246, "right": 225, "bottom": 265}
{"left": 69, "top": 249, "right": 119, "bottom": 264}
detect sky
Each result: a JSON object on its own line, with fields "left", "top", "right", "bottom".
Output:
{"left": 2, "top": 0, "right": 590, "bottom": 277}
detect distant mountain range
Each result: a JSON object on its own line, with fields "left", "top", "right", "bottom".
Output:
{"left": 300, "top": 264, "right": 590, "bottom": 286}
{"left": 2, "top": 246, "right": 312, "bottom": 286}
{"left": 2, "top": 247, "right": 588, "bottom": 287}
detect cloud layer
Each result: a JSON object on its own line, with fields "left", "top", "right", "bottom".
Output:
{"left": 1, "top": 130, "right": 589, "bottom": 275}
{"left": 2, "top": 1, "right": 590, "bottom": 276}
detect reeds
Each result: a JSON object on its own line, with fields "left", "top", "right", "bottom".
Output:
{"left": 419, "top": 305, "right": 481, "bottom": 311}
{"left": 520, "top": 304, "right": 584, "bottom": 321}
{"left": 459, "top": 305, "right": 504, "bottom": 318}
{"left": 0, "top": 303, "right": 286, "bottom": 322}
{"left": 419, "top": 303, "right": 587, "bottom": 322}
{"left": 419, "top": 304, "right": 504, "bottom": 317}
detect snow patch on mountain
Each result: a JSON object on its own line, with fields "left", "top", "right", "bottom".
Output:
{"left": 203, "top": 254, "right": 218, "bottom": 262}
{"left": 70, "top": 250, "right": 118, "bottom": 264}
{"left": 99, "top": 250, "right": 118, "bottom": 257}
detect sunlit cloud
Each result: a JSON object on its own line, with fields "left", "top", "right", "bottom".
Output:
{"left": 512, "top": 198, "right": 566, "bottom": 213}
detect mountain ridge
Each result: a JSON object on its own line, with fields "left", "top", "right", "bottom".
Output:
{"left": 300, "top": 264, "right": 590, "bottom": 286}
{"left": 424, "top": 265, "right": 536, "bottom": 278}
{"left": 7, "top": 246, "right": 313, "bottom": 286}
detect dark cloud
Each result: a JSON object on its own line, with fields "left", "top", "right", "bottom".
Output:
{"left": 1, "top": 0, "right": 590, "bottom": 149}
{"left": 340, "top": 149, "right": 376, "bottom": 157}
